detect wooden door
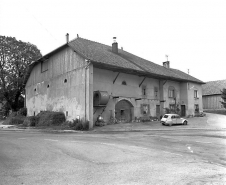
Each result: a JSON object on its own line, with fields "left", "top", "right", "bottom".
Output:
{"left": 156, "top": 105, "right": 160, "bottom": 119}
{"left": 181, "top": 105, "right": 186, "bottom": 117}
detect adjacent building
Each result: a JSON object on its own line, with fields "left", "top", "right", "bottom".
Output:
{"left": 24, "top": 35, "right": 205, "bottom": 129}
{"left": 202, "top": 79, "right": 226, "bottom": 110}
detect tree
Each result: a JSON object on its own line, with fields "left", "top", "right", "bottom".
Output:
{"left": 0, "top": 36, "right": 42, "bottom": 112}
{"left": 221, "top": 88, "right": 226, "bottom": 109}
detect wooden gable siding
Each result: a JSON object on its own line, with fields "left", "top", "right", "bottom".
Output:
{"left": 203, "top": 95, "right": 223, "bottom": 109}
{"left": 26, "top": 47, "right": 86, "bottom": 87}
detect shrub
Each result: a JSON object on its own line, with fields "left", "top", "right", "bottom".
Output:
{"left": 36, "top": 111, "right": 66, "bottom": 126}
{"left": 18, "top": 108, "right": 27, "bottom": 116}
{"left": 3, "top": 114, "right": 26, "bottom": 125}
{"left": 23, "top": 116, "right": 38, "bottom": 127}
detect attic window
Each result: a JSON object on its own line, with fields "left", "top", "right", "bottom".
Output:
{"left": 122, "top": 81, "right": 127, "bottom": 85}
{"left": 64, "top": 79, "right": 67, "bottom": 83}
{"left": 41, "top": 60, "right": 48, "bottom": 73}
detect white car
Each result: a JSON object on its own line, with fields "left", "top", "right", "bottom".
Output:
{"left": 161, "top": 114, "right": 188, "bottom": 126}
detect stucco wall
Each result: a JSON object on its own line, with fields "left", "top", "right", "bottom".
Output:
{"left": 25, "top": 47, "right": 93, "bottom": 126}
{"left": 162, "top": 80, "right": 181, "bottom": 109}
{"left": 93, "top": 68, "right": 161, "bottom": 123}
{"left": 159, "top": 81, "right": 203, "bottom": 116}
{"left": 186, "top": 82, "right": 203, "bottom": 115}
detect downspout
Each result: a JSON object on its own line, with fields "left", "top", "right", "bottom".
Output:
{"left": 24, "top": 89, "right": 26, "bottom": 108}
{"left": 84, "top": 60, "right": 91, "bottom": 123}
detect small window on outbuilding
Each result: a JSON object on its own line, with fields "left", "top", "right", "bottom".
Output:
{"left": 41, "top": 60, "right": 48, "bottom": 73}
{"left": 122, "top": 81, "right": 127, "bottom": 85}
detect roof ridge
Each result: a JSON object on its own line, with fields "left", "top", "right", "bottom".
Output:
{"left": 69, "top": 36, "right": 111, "bottom": 48}
{"left": 205, "top": 79, "right": 226, "bottom": 83}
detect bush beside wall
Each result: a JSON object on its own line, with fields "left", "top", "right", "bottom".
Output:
{"left": 2, "top": 111, "right": 91, "bottom": 130}
{"left": 35, "top": 111, "right": 66, "bottom": 126}
{"left": 3, "top": 114, "right": 26, "bottom": 125}
{"left": 23, "top": 116, "right": 38, "bottom": 127}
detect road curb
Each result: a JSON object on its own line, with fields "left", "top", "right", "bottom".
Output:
{"left": 0, "top": 126, "right": 225, "bottom": 133}
{"left": 0, "top": 127, "right": 84, "bottom": 133}
{"left": 92, "top": 127, "right": 226, "bottom": 132}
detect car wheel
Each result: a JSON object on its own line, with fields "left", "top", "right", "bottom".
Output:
{"left": 184, "top": 121, "right": 187, "bottom": 125}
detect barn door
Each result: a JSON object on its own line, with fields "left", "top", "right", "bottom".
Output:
{"left": 115, "top": 100, "right": 133, "bottom": 123}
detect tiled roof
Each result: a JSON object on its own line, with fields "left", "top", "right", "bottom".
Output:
{"left": 26, "top": 37, "right": 204, "bottom": 85}
{"left": 69, "top": 37, "right": 204, "bottom": 84}
{"left": 68, "top": 38, "right": 143, "bottom": 72}
{"left": 202, "top": 80, "right": 226, "bottom": 95}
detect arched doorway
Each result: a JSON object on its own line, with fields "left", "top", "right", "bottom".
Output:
{"left": 115, "top": 100, "right": 133, "bottom": 123}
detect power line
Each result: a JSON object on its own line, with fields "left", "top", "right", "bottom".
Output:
{"left": 24, "top": 6, "right": 61, "bottom": 45}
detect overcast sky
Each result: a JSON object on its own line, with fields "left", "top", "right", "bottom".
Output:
{"left": 1, "top": 0, "right": 226, "bottom": 82}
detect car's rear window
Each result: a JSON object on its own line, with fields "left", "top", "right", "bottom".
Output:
{"left": 163, "top": 115, "right": 168, "bottom": 118}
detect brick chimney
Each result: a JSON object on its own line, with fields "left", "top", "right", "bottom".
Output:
{"left": 163, "top": 61, "right": 170, "bottom": 68}
{"left": 112, "top": 37, "right": 118, "bottom": 54}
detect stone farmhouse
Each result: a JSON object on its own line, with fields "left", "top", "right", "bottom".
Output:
{"left": 202, "top": 79, "right": 226, "bottom": 110}
{"left": 24, "top": 35, "right": 204, "bottom": 128}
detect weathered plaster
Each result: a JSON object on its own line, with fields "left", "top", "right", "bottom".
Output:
{"left": 26, "top": 47, "right": 93, "bottom": 127}
{"left": 93, "top": 68, "right": 161, "bottom": 123}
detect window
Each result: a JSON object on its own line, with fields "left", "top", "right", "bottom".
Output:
{"left": 168, "top": 86, "right": 175, "bottom": 98}
{"left": 154, "top": 87, "right": 158, "bottom": 98}
{"left": 194, "top": 90, "right": 198, "bottom": 98}
{"left": 142, "top": 86, "right": 147, "bottom": 96}
{"left": 41, "top": 60, "right": 48, "bottom": 72}
{"left": 141, "top": 104, "right": 149, "bottom": 115}
{"left": 195, "top": 104, "right": 199, "bottom": 112}
{"left": 169, "top": 104, "right": 175, "bottom": 112}
{"left": 169, "top": 89, "right": 174, "bottom": 98}
{"left": 122, "top": 81, "right": 127, "bottom": 85}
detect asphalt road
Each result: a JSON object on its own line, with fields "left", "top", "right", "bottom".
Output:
{"left": 0, "top": 127, "right": 226, "bottom": 185}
